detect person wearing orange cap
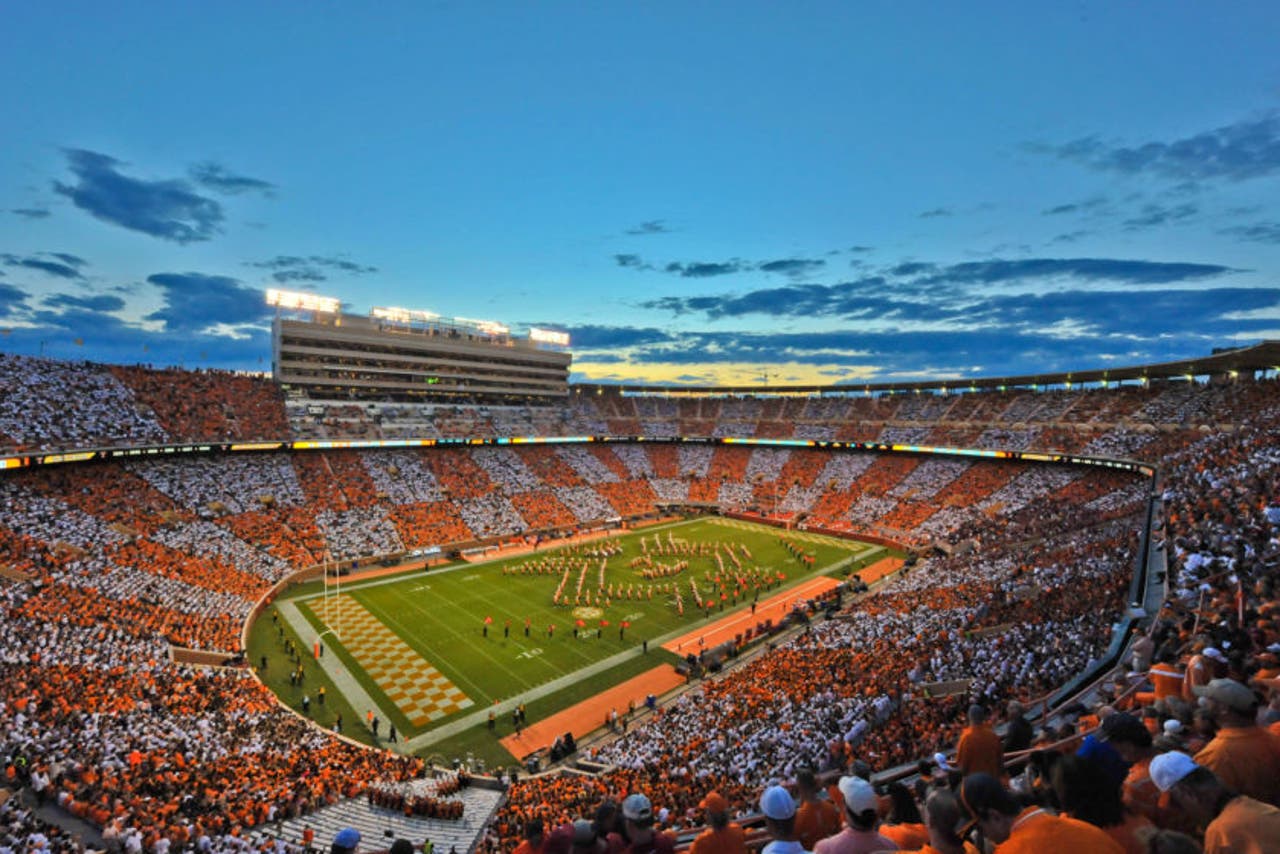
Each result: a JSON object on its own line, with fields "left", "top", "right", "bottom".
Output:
{"left": 689, "top": 792, "right": 746, "bottom": 854}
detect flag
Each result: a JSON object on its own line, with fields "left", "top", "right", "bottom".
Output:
{"left": 484, "top": 615, "right": 493, "bottom": 624}
{"left": 621, "top": 621, "right": 630, "bottom": 628}
{"left": 575, "top": 619, "right": 585, "bottom": 628}
{"left": 600, "top": 619, "right": 610, "bottom": 627}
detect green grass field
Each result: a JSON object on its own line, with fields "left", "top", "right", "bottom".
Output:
{"left": 248, "top": 517, "right": 893, "bottom": 768}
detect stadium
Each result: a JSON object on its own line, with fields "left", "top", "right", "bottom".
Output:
{"left": 2, "top": 292, "right": 1279, "bottom": 853}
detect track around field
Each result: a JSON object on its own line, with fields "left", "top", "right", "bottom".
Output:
{"left": 499, "top": 663, "right": 686, "bottom": 759}
{"left": 660, "top": 574, "right": 843, "bottom": 654}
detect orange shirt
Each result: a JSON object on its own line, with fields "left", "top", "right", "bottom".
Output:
{"left": 878, "top": 821, "right": 929, "bottom": 849}
{"left": 956, "top": 723, "right": 1004, "bottom": 778}
{"left": 688, "top": 823, "right": 747, "bottom": 854}
{"left": 794, "top": 799, "right": 841, "bottom": 851}
{"left": 1193, "top": 726, "right": 1280, "bottom": 807}
{"left": 1202, "top": 796, "right": 1280, "bottom": 854}
{"left": 1099, "top": 811, "right": 1155, "bottom": 854}
{"left": 1148, "top": 665, "right": 1184, "bottom": 701}
{"left": 992, "top": 808, "right": 1125, "bottom": 854}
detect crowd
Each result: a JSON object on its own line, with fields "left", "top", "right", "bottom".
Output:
{"left": 0, "top": 356, "right": 1278, "bottom": 851}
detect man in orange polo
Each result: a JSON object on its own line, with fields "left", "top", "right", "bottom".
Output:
{"left": 1192, "top": 678, "right": 1280, "bottom": 806}
{"left": 1150, "top": 751, "right": 1280, "bottom": 853}
{"left": 956, "top": 773, "right": 1124, "bottom": 853}
{"left": 955, "top": 705, "right": 1003, "bottom": 779}
{"left": 689, "top": 792, "right": 746, "bottom": 854}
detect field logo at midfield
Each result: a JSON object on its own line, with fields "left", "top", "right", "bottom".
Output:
{"left": 304, "top": 593, "right": 472, "bottom": 727}
{"left": 572, "top": 606, "right": 604, "bottom": 620}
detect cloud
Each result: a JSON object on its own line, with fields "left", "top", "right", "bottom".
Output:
{"left": 848, "top": 245, "right": 874, "bottom": 253}
{"left": 145, "top": 272, "right": 270, "bottom": 333}
{"left": 645, "top": 256, "right": 1237, "bottom": 322}
{"left": 665, "top": 260, "right": 745, "bottom": 277}
{"left": 918, "top": 207, "right": 952, "bottom": 218}
{"left": 594, "top": 285, "right": 1280, "bottom": 380}
{"left": 188, "top": 161, "right": 276, "bottom": 197}
{"left": 917, "top": 257, "right": 1232, "bottom": 286}
{"left": 614, "top": 253, "right": 652, "bottom": 271}
{"left": 758, "top": 258, "right": 826, "bottom": 278}
{"left": 42, "top": 293, "right": 126, "bottom": 312}
{"left": 617, "top": 253, "right": 826, "bottom": 279}
{"left": 624, "top": 220, "right": 670, "bottom": 236}
{"left": 1036, "top": 112, "right": 1280, "bottom": 182}
{"left": 1049, "top": 230, "right": 1093, "bottom": 244}
{"left": 1041, "top": 196, "right": 1110, "bottom": 216}
{"left": 246, "top": 254, "right": 378, "bottom": 283}
{"left": 0, "top": 283, "right": 30, "bottom": 315}
{"left": 1121, "top": 202, "right": 1198, "bottom": 230}
{"left": 11, "top": 208, "right": 50, "bottom": 219}
{"left": 562, "top": 324, "right": 676, "bottom": 348}
{"left": 0, "top": 252, "right": 87, "bottom": 280}
{"left": 1220, "top": 222, "right": 1280, "bottom": 244}
{"left": 53, "top": 149, "right": 224, "bottom": 243}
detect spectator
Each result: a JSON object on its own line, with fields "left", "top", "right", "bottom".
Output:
{"left": 956, "top": 705, "right": 1003, "bottom": 779}
{"left": 956, "top": 772, "right": 1124, "bottom": 852}
{"left": 688, "top": 792, "right": 746, "bottom": 854}
{"left": 332, "top": 827, "right": 361, "bottom": 854}
{"left": 812, "top": 777, "right": 897, "bottom": 854}
{"left": 760, "top": 786, "right": 807, "bottom": 854}
{"left": 1191, "top": 679, "right": 1280, "bottom": 806}
{"left": 1150, "top": 751, "right": 1280, "bottom": 853}
{"left": 793, "top": 769, "right": 839, "bottom": 851}
{"left": 1050, "top": 753, "right": 1153, "bottom": 853}
{"left": 619, "top": 794, "right": 674, "bottom": 854}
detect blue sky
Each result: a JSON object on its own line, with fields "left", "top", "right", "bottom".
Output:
{"left": 3, "top": 2, "right": 1280, "bottom": 385}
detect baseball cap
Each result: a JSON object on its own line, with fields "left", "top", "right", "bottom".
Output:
{"left": 837, "top": 776, "right": 877, "bottom": 815}
{"left": 1098, "top": 712, "right": 1152, "bottom": 747}
{"left": 333, "top": 828, "right": 361, "bottom": 850}
{"left": 1203, "top": 647, "right": 1227, "bottom": 663}
{"left": 699, "top": 792, "right": 729, "bottom": 813}
{"left": 1149, "top": 751, "right": 1200, "bottom": 792}
{"left": 759, "top": 786, "right": 796, "bottom": 821}
{"left": 622, "top": 793, "right": 653, "bottom": 824}
{"left": 1192, "top": 678, "right": 1258, "bottom": 713}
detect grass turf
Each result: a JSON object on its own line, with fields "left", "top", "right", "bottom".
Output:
{"left": 251, "top": 517, "right": 892, "bottom": 767}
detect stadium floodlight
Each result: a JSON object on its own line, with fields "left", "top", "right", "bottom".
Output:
{"left": 265, "top": 288, "right": 341, "bottom": 313}
{"left": 529, "top": 327, "right": 571, "bottom": 346}
{"left": 371, "top": 306, "right": 440, "bottom": 323}
{"left": 455, "top": 316, "right": 510, "bottom": 335}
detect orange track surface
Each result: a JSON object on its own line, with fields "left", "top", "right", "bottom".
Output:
{"left": 662, "top": 574, "right": 844, "bottom": 655}
{"left": 857, "top": 555, "right": 905, "bottom": 585}
{"left": 499, "top": 664, "right": 686, "bottom": 759}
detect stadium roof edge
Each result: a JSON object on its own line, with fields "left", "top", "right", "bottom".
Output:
{"left": 570, "top": 340, "right": 1280, "bottom": 396}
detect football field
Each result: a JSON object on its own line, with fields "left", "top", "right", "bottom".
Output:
{"left": 256, "top": 518, "right": 892, "bottom": 764}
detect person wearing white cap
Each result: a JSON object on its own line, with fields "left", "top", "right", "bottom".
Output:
{"left": 812, "top": 777, "right": 896, "bottom": 854}
{"left": 759, "top": 785, "right": 808, "bottom": 854}
{"left": 1149, "top": 750, "right": 1280, "bottom": 853}
{"left": 1191, "top": 678, "right": 1280, "bottom": 807}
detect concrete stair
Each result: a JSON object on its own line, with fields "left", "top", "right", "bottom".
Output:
{"left": 269, "top": 779, "right": 504, "bottom": 854}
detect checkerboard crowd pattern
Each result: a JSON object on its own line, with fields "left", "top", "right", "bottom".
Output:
{"left": 310, "top": 593, "right": 473, "bottom": 727}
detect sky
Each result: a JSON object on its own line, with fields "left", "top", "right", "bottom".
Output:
{"left": 3, "top": 2, "right": 1280, "bottom": 387}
